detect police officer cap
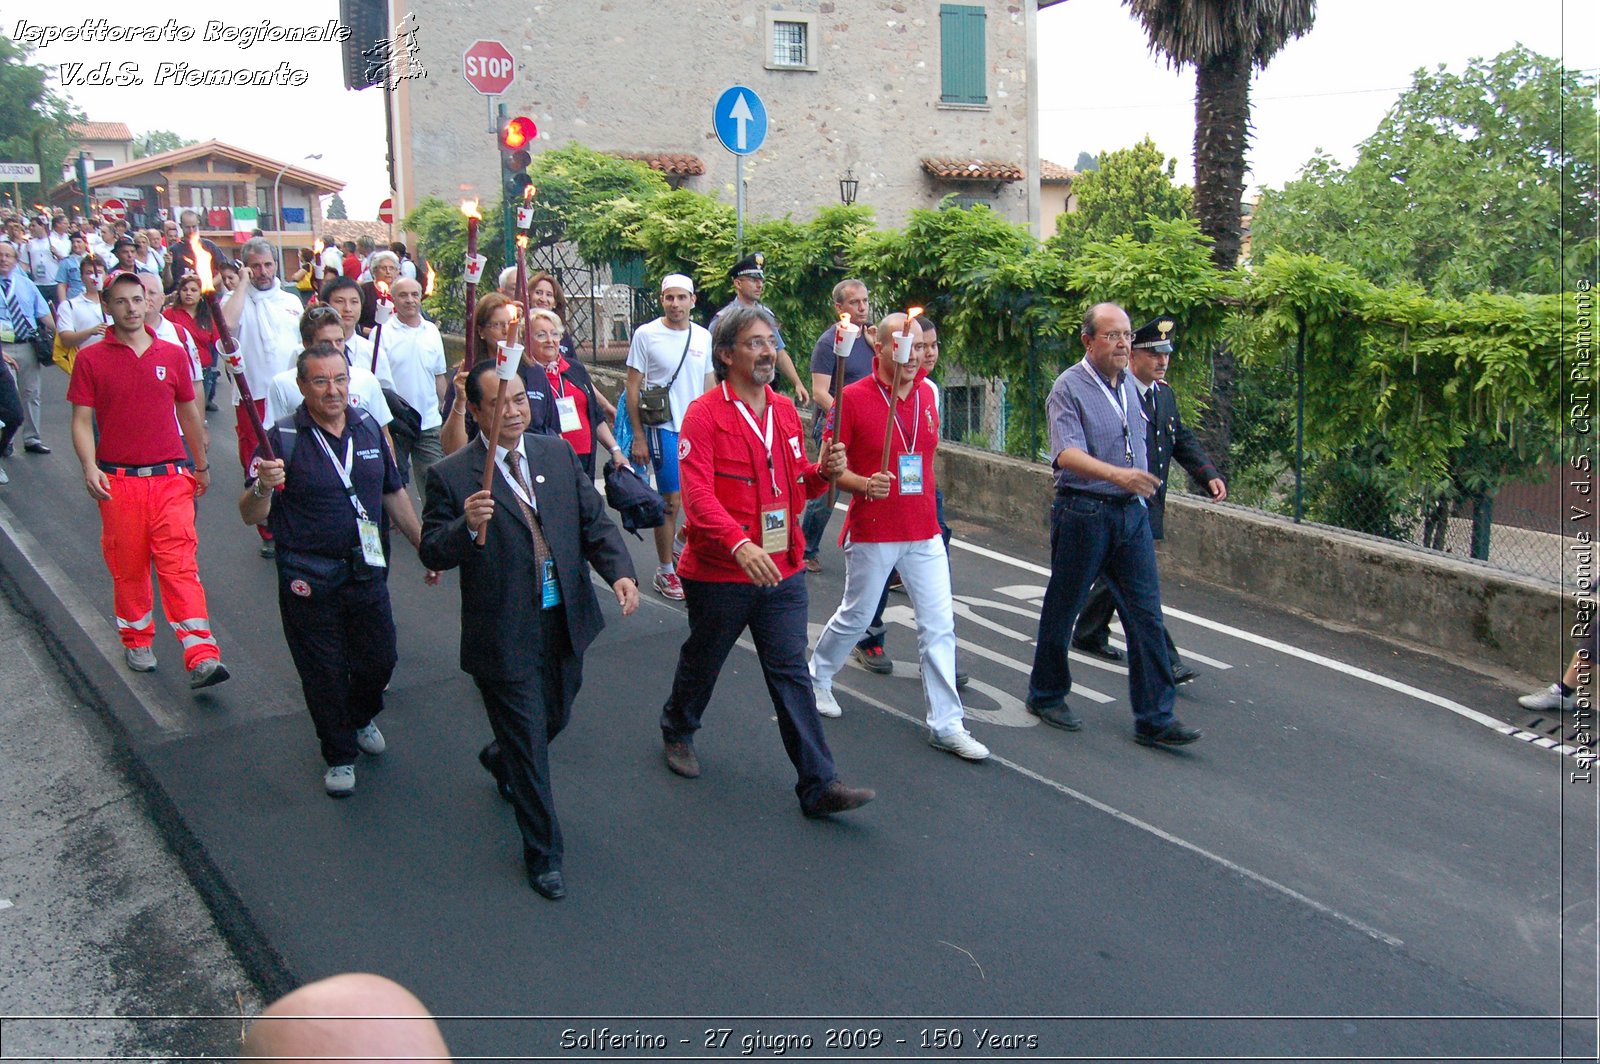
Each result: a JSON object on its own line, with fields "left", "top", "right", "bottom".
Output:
{"left": 1131, "top": 316, "right": 1176, "bottom": 353}
{"left": 112, "top": 236, "right": 136, "bottom": 251}
{"left": 729, "top": 252, "right": 765, "bottom": 280}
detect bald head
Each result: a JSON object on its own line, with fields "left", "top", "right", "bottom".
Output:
{"left": 241, "top": 973, "right": 452, "bottom": 1064}
{"left": 392, "top": 277, "right": 424, "bottom": 324}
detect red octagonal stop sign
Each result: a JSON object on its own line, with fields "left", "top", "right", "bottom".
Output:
{"left": 462, "top": 39, "right": 516, "bottom": 96}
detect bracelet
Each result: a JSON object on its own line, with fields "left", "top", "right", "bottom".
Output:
{"left": 251, "top": 480, "right": 270, "bottom": 498}
{"left": 193, "top": 465, "right": 209, "bottom": 473}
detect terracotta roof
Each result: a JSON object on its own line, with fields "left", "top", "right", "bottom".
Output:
{"left": 1040, "top": 159, "right": 1079, "bottom": 183}
{"left": 70, "top": 121, "right": 134, "bottom": 142}
{"left": 46, "top": 139, "right": 344, "bottom": 199}
{"left": 611, "top": 152, "right": 706, "bottom": 177}
{"left": 920, "top": 158, "right": 1025, "bottom": 182}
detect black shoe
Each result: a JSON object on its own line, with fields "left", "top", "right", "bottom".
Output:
{"left": 664, "top": 740, "right": 701, "bottom": 779}
{"left": 850, "top": 644, "right": 892, "bottom": 675}
{"left": 887, "top": 574, "right": 906, "bottom": 594}
{"left": 955, "top": 670, "right": 970, "bottom": 690}
{"left": 1172, "top": 663, "right": 1199, "bottom": 686}
{"left": 259, "top": 542, "right": 276, "bottom": 559}
{"left": 1135, "top": 720, "right": 1202, "bottom": 748}
{"left": 23, "top": 441, "right": 49, "bottom": 455}
{"left": 1072, "top": 639, "right": 1123, "bottom": 662}
{"left": 803, "top": 779, "right": 876, "bottom": 818}
{"left": 478, "top": 742, "right": 514, "bottom": 802}
{"left": 1027, "top": 700, "right": 1083, "bottom": 731}
{"left": 528, "top": 868, "right": 566, "bottom": 900}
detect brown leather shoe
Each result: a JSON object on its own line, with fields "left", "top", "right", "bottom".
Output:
{"left": 803, "top": 779, "right": 876, "bottom": 818}
{"left": 664, "top": 740, "right": 700, "bottom": 778}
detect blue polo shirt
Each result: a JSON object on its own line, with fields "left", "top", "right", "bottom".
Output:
{"left": 1047, "top": 358, "right": 1151, "bottom": 497}
{"left": 255, "top": 405, "right": 401, "bottom": 557}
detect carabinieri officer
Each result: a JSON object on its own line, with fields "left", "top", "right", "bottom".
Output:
{"left": 240, "top": 341, "right": 429, "bottom": 798}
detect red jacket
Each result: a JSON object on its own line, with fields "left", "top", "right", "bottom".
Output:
{"left": 677, "top": 382, "right": 832, "bottom": 583}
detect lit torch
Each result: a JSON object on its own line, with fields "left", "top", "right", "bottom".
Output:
{"left": 461, "top": 199, "right": 484, "bottom": 368}
{"left": 880, "top": 307, "right": 922, "bottom": 475}
{"left": 476, "top": 302, "right": 526, "bottom": 546}
{"left": 423, "top": 262, "right": 436, "bottom": 297}
{"left": 369, "top": 280, "right": 392, "bottom": 373}
{"left": 191, "top": 235, "right": 274, "bottom": 461}
{"left": 824, "top": 311, "right": 859, "bottom": 506}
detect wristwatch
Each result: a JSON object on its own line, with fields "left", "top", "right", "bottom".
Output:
{"left": 251, "top": 479, "right": 271, "bottom": 498}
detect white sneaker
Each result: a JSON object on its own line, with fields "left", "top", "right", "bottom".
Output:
{"left": 125, "top": 645, "right": 157, "bottom": 673}
{"left": 929, "top": 727, "right": 990, "bottom": 761}
{"left": 1518, "top": 683, "right": 1574, "bottom": 712}
{"left": 323, "top": 764, "right": 356, "bottom": 797}
{"left": 813, "top": 684, "right": 842, "bottom": 718}
{"left": 355, "top": 722, "right": 386, "bottom": 756}
{"left": 0, "top": 462, "right": 8, "bottom": 485}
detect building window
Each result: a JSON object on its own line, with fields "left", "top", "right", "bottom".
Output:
{"left": 765, "top": 12, "right": 818, "bottom": 72}
{"left": 939, "top": 4, "right": 987, "bottom": 105}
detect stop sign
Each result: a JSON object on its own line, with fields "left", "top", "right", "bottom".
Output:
{"left": 378, "top": 197, "right": 394, "bottom": 224}
{"left": 101, "top": 198, "right": 126, "bottom": 222}
{"left": 462, "top": 40, "right": 516, "bottom": 96}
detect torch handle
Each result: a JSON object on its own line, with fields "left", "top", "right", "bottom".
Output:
{"left": 370, "top": 325, "right": 383, "bottom": 375}
{"left": 878, "top": 364, "right": 899, "bottom": 476}
{"left": 203, "top": 291, "right": 274, "bottom": 461}
{"left": 474, "top": 374, "right": 510, "bottom": 546}
{"left": 463, "top": 282, "right": 478, "bottom": 370}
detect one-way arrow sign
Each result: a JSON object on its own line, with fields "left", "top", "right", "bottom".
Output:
{"left": 713, "top": 85, "right": 767, "bottom": 156}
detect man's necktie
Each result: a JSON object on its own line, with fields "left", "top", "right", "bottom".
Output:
{"left": 1140, "top": 386, "right": 1156, "bottom": 424}
{"left": 503, "top": 450, "right": 553, "bottom": 579}
{"left": 1, "top": 278, "right": 33, "bottom": 341}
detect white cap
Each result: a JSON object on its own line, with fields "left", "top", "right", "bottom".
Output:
{"left": 660, "top": 272, "right": 695, "bottom": 294}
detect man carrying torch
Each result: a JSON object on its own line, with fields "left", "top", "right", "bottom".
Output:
{"left": 806, "top": 312, "right": 989, "bottom": 762}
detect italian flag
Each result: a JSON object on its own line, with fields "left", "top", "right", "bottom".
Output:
{"left": 230, "top": 206, "right": 259, "bottom": 241}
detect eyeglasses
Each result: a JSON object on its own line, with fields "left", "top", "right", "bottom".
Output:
{"left": 307, "top": 375, "right": 349, "bottom": 388}
{"left": 529, "top": 330, "right": 562, "bottom": 342}
{"left": 738, "top": 336, "right": 779, "bottom": 352}
{"left": 1098, "top": 331, "right": 1134, "bottom": 343}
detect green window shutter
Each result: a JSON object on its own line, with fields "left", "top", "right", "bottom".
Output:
{"left": 940, "top": 4, "right": 987, "bottom": 105}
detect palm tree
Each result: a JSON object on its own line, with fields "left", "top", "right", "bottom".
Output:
{"left": 1124, "top": 0, "right": 1316, "bottom": 469}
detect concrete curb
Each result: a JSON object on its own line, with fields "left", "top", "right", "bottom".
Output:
{"left": 0, "top": 500, "right": 298, "bottom": 1003}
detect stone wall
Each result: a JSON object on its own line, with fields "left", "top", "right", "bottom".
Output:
{"left": 397, "top": 1, "right": 1033, "bottom": 230}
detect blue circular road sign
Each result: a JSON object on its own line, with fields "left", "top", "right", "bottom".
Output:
{"left": 713, "top": 85, "right": 768, "bottom": 156}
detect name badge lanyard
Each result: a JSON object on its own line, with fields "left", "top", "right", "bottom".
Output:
{"left": 878, "top": 381, "right": 921, "bottom": 456}
{"left": 1089, "top": 368, "right": 1135, "bottom": 466}
{"left": 309, "top": 426, "right": 373, "bottom": 523}
{"left": 731, "top": 394, "right": 783, "bottom": 496}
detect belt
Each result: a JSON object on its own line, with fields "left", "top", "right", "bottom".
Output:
{"left": 1055, "top": 485, "right": 1137, "bottom": 504}
{"left": 97, "top": 461, "right": 189, "bottom": 477}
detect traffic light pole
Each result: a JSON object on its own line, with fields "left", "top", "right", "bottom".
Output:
{"left": 498, "top": 102, "right": 514, "bottom": 264}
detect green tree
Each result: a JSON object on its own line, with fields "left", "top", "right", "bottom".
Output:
{"left": 325, "top": 193, "right": 348, "bottom": 220}
{"left": 1250, "top": 47, "right": 1598, "bottom": 297}
{"left": 132, "top": 129, "right": 194, "bottom": 159}
{"left": 523, "top": 144, "right": 669, "bottom": 250}
{"left": 1049, "top": 136, "right": 1193, "bottom": 250}
{"left": 0, "top": 33, "right": 84, "bottom": 206}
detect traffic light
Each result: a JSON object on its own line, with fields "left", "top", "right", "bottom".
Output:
{"left": 500, "top": 115, "right": 536, "bottom": 200}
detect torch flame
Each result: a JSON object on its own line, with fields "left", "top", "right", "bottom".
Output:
{"left": 839, "top": 312, "right": 851, "bottom": 325}
{"left": 516, "top": 234, "right": 528, "bottom": 249}
{"left": 460, "top": 199, "right": 482, "bottom": 220}
{"left": 376, "top": 280, "right": 390, "bottom": 298}
{"left": 507, "top": 302, "right": 521, "bottom": 323}
{"left": 423, "top": 263, "right": 436, "bottom": 297}
{"left": 313, "top": 238, "right": 324, "bottom": 256}
{"left": 189, "top": 234, "right": 215, "bottom": 294}
{"left": 522, "top": 183, "right": 535, "bottom": 204}
{"left": 906, "top": 306, "right": 923, "bottom": 322}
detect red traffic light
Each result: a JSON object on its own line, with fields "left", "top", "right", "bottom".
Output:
{"left": 501, "top": 116, "right": 537, "bottom": 151}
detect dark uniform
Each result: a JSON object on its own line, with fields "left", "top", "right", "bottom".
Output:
{"left": 706, "top": 253, "right": 785, "bottom": 350}
{"left": 1073, "top": 317, "right": 1221, "bottom": 680}
{"left": 253, "top": 405, "right": 403, "bottom": 770}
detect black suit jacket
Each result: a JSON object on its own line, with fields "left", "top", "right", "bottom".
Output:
{"left": 420, "top": 432, "right": 635, "bottom": 680}
{"left": 1141, "top": 381, "right": 1220, "bottom": 540}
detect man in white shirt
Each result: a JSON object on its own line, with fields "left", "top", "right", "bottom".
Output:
{"left": 624, "top": 273, "right": 712, "bottom": 600}
{"left": 319, "top": 276, "right": 391, "bottom": 386}
{"left": 263, "top": 309, "right": 394, "bottom": 454}
{"left": 319, "top": 240, "right": 343, "bottom": 280}
{"left": 377, "top": 277, "right": 447, "bottom": 493}
{"left": 54, "top": 252, "right": 109, "bottom": 354}
{"left": 25, "top": 218, "right": 56, "bottom": 302}
{"left": 221, "top": 237, "right": 304, "bottom": 557}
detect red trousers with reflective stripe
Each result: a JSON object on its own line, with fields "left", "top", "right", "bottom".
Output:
{"left": 235, "top": 399, "right": 272, "bottom": 542}
{"left": 98, "top": 471, "right": 221, "bottom": 670}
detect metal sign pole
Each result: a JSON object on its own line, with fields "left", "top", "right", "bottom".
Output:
{"left": 735, "top": 155, "right": 745, "bottom": 254}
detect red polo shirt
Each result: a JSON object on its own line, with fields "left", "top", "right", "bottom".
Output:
{"left": 836, "top": 371, "right": 941, "bottom": 544}
{"left": 66, "top": 327, "right": 195, "bottom": 466}
{"left": 677, "top": 382, "right": 832, "bottom": 583}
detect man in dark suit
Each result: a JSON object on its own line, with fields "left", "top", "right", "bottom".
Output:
{"left": 421, "top": 361, "right": 639, "bottom": 900}
{"left": 1072, "top": 316, "right": 1226, "bottom": 684}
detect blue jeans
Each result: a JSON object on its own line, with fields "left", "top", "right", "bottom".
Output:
{"left": 1028, "top": 492, "right": 1175, "bottom": 728}
{"left": 660, "top": 573, "right": 837, "bottom": 808}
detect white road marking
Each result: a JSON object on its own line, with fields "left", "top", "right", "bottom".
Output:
{"left": 964, "top": 541, "right": 1580, "bottom": 758}
{"left": 827, "top": 673, "right": 1405, "bottom": 950}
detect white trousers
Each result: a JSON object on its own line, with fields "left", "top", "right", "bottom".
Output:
{"left": 810, "top": 534, "right": 964, "bottom": 736}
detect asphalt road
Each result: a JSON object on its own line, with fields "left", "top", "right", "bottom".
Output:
{"left": 0, "top": 369, "right": 1593, "bottom": 1062}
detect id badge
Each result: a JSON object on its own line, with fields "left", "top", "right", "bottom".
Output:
{"left": 0, "top": 320, "right": 14, "bottom": 344}
{"left": 541, "top": 558, "right": 562, "bottom": 608}
{"left": 898, "top": 453, "right": 924, "bottom": 495}
{"left": 555, "top": 395, "right": 581, "bottom": 433}
{"left": 357, "top": 518, "right": 387, "bottom": 568}
{"left": 761, "top": 507, "right": 789, "bottom": 554}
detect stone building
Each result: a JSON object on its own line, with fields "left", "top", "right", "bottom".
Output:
{"left": 389, "top": 0, "right": 1046, "bottom": 232}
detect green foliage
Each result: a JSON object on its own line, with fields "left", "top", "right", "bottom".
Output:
{"left": 523, "top": 144, "right": 669, "bottom": 251}
{"left": 1050, "top": 137, "right": 1193, "bottom": 251}
{"left": 1251, "top": 47, "right": 1598, "bottom": 296}
{"left": 402, "top": 196, "right": 510, "bottom": 335}
{"left": 325, "top": 193, "right": 348, "bottom": 221}
{"left": 132, "top": 130, "right": 194, "bottom": 159}
{"left": 0, "top": 33, "right": 84, "bottom": 205}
